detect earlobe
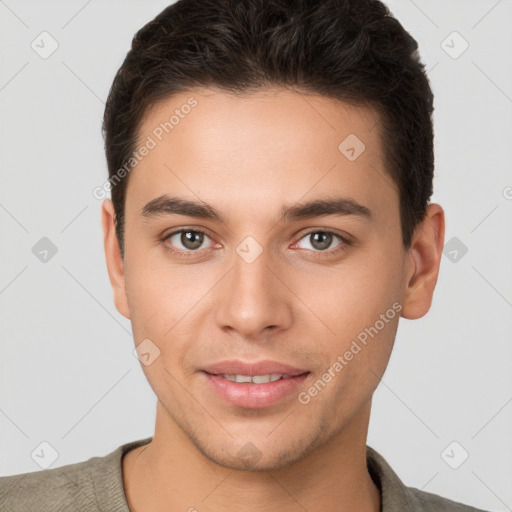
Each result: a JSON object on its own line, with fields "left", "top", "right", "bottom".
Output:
{"left": 101, "top": 199, "right": 131, "bottom": 319}
{"left": 401, "top": 203, "right": 445, "bottom": 320}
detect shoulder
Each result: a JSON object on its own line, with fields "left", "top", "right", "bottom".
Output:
{"left": 405, "top": 485, "right": 490, "bottom": 511}
{"left": 0, "top": 437, "right": 151, "bottom": 512}
{"left": 366, "top": 445, "right": 490, "bottom": 512}
{"left": 0, "top": 454, "right": 106, "bottom": 512}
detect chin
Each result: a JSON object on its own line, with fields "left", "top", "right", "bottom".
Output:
{"left": 191, "top": 429, "right": 324, "bottom": 472}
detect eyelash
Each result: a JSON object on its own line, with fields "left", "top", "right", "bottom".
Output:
{"left": 160, "top": 228, "right": 352, "bottom": 258}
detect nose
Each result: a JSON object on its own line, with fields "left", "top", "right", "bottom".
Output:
{"left": 214, "top": 244, "right": 293, "bottom": 341}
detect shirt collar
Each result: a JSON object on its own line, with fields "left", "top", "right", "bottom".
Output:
{"left": 99, "top": 438, "right": 415, "bottom": 511}
{"left": 367, "top": 444, "right": 415, "bottom": 511}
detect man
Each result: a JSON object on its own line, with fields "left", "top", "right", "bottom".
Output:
{"left": 0, "top": 0, "right": 489, "bottom": 510}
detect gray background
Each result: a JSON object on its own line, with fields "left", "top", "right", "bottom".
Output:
{"left": 1, "top": 1, "right": 511, "bottom": 510}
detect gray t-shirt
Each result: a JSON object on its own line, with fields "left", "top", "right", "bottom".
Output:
{"left": 0, "top": 437, "right": 489, "bottom": 511}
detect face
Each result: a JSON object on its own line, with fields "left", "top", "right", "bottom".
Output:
{"left": 103, "top": 88, "right": 430, "bottom": 471}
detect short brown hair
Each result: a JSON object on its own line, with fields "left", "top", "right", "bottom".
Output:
{"left": 102, "top": 0, "right": 434, "bottom": 258}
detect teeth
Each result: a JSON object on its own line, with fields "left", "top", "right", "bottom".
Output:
{"left": 234, "top": 374, "right": 252, "bottom": 383}
{"left": 252, "top": 374, "right": 282, "bottom": 384}
{"left": 222, "top": 374, "right": 285, "bottom": 383}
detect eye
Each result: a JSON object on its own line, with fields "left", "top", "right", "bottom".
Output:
{"left": 161, "top": 228, "right": 351, "bottom": 258}
{"left": 164, "top": 229, "right": 213, "bottom": 253}
{"left": 294, "top": 230, "right": 350, "bottom": 254}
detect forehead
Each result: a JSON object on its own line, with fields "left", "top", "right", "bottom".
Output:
{"left": 127, "top": 87, "right": 398, "bottom": 226}
{"left": 138, "top": 87, "right": 381, "bottom": 161}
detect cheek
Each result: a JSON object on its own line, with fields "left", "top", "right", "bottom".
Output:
{"left": 123, "top": 254, "right": 183, "bottom": 342}
{"left": 299, "top": 247, "right": 403, "bottom": 343}
{"left": 123, "top": 253, "right": 217, "bottom": 368}
{"left": 293, "top": 246, "right": 404, "bottom": 406}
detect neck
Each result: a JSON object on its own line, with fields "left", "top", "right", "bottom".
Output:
{"left": 123, "top": 400, "right": 381, "bottom": 512}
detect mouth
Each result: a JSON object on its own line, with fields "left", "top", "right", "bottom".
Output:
{"left": 212, "top": 373, "right": 300, "bottom": 384}
{"left": 200, "top": 360, "right": 310, "bottom": 408}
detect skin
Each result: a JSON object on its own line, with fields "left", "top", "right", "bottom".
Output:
{"left": 102, "top": 87, "right": 445, "bottom": 511}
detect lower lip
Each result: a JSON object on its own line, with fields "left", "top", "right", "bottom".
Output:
{"left": 202, "top": 372, "right": 309, "bottom": 409}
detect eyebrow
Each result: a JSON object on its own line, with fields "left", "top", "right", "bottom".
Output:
{"left": 140, "top": 194, "right": 373, "bottom": 224}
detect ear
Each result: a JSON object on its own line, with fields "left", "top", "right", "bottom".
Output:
{"left": 401, "top": 203, "right": 445, "bottom": 320}
{"left": 101, "top": 199, "right": 131, "bottom": 319}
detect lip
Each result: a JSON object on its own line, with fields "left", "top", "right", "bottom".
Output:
{"left": 200, "top": 359, "right": 310, "bottom": 409}
{"left": 202, "top": 359, "right": 308, "bottom": 377}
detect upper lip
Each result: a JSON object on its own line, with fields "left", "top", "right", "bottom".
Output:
{"left": 202, "top": 360, "right": 309, "bottom": 377}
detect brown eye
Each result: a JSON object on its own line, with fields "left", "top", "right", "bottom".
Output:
{"left": 166, "top": 230, "right": 210, "bottom": 251}
{"left": 296, "top": 231, "right": 344, "bottom": 253}
{"left": 309, "top": 232, "right": 334, "bottom": 251}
